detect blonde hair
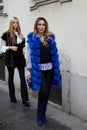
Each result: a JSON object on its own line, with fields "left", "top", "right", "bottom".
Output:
{"left": 34, "top": 17, "right": 53, "bottom": 46}
{"left": 34, "top": 17, "right": 53, "bottom": 37}
{"left": 7, "top": 17, "right": 24, "bottom": 45}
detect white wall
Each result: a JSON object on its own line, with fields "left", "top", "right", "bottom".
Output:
{"left": 0, "top": 0, "right": 31, "bottom": 37}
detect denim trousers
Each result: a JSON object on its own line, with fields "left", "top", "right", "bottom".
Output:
{"left": 37, "top": 69, "right": 53, "bottom": 121}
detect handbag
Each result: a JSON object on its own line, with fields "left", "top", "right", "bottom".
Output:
{"left": 0, "top": 33, "right": 15, "bottom": 67}
{"left": 0, "top": 33, "right": 9, "bottom": 59}
{"left": 0, "top": 46, "right": 7, "bottom": 59}
{"left": 0, "top": 52, "right": 6, "bottom": 59}
{"left": 26, "top": 78, "right": 33, "bottom": 90}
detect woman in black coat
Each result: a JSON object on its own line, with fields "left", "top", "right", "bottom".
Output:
{"left": 1, "top": 17, "right": 30, "bottom": 107}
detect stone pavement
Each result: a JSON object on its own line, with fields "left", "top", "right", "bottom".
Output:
{"left": 0, "top": 81, "right": 87, "bottom": 130}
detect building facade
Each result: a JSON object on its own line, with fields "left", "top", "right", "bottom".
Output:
{"left": 0, "top": 0, "right": 87, "bottom": 121}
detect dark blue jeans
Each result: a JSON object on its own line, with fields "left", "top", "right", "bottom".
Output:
{"left": 37, "top": 69, "right": 53, "bottom": 122}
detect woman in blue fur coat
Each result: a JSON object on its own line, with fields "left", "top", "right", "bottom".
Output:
{"left": 26, "top": 17, "right": 61, "bottom": 126}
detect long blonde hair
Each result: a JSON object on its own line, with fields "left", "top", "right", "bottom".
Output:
{"left": 7, "top": 17, "right": 24, "bottom": 45}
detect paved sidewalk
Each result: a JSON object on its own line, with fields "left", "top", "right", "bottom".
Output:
{"left": 0, "top": 81, "right": 87, "bottom": 130}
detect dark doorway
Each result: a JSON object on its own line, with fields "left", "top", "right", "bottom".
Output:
{"left": 49, "top": 86, "right": 62, "bottom": 106}
{"left": 49, "top": 75, "right": 62, "bottom": 106}
{"left": 0, "top": 56, "right": 5, "bottom": 81}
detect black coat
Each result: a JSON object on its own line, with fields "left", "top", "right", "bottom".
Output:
{"left": 1, "top": 32, "right": 26, "bottom": 68}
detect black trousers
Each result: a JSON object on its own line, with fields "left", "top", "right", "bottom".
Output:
{"left": 37, "top": 69, "right": 53, "bottom": 120}
{"left": 7, "top": 66, "right": 29, "bottom": 103}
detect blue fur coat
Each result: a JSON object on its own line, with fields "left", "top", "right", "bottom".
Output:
{"left": 27, "top": 32, "right": 61, "bottom": 91}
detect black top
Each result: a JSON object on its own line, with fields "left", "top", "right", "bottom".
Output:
{"left": 1, "top": 32, "right": 26, "bottom": 68}
{"left": 40, "top": 42, "right": 51, "bottom": 63}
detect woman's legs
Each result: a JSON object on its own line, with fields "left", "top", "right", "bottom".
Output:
{"left": 37, "top": 92, "right": 45, "bottom": 125}
{"left": 7, "top": 66, "right": 16, "bottom": 102}
{"left": 37, "top": 69, "right": 53, "bottom": 125}
{"left": 17, "top": 67, "right": 29, "bottom": 106}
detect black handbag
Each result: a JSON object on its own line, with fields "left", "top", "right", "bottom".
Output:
{"left": 0, "top": 48, "right": 10, "bottom": 62}
{"left": 0, "top": 33, "right": 9, "bottom": 59}
{"left": 0, "top": 52, "right": 6, "bottom": 59}
{"left": 27, "top": 78, "right": 33, "bottom": 90}
{"left": 0, "top": 33, "right": 15, "bottom": 67}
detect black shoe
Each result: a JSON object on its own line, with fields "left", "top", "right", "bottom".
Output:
{"left": 37, "top": 122, "right": 43, "bottom": 126}
{"left": 23, "top": 101, "right": 30, "bottom": 107}
{"left": 0, "top": 122, "right": 8, "bottom": 128}
{"left": 36, "top": 115, "right": 43, "bottom": 126}
{"left": 37, "top": 120, "right": 43, "bottom": 126}
{"left": 42, "top": 117, "right": 48, "bottom": 125}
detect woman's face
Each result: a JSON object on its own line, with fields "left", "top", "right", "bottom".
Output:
{"left": 12, "top": 19, "right": 18, "bottom": 30}
{"left": 37, "top": 20, "right": 46, "bottom": 35}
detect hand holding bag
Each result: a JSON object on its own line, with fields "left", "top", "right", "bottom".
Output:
{"left": 27, "top": 78, "right": 33, "bottom": 89}
{"left": 0, "top": 33, "right": 15, "bottom": 67}
{"left": 0, "top": 33, "right": 9, "bottom": 59}
{"left": 26, "top": 69, "right": 33, "bottom": 89}
{"left": 0, "top": 45, "right": 8, "bottom": 59}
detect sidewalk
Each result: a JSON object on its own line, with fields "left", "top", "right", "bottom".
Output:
{"left": 0, "top": 81, "right": 87, "bottom": 130}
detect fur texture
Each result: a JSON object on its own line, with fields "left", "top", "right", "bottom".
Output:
{"left": 27, "top": 32, "right": 62, "bottom": 91}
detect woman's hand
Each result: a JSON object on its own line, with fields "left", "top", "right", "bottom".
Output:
{"left": 26, "top": 69, "right": 31, "bottom": 79}
{"left": 9, "top": 46, "right": 18, "bottom": 52}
